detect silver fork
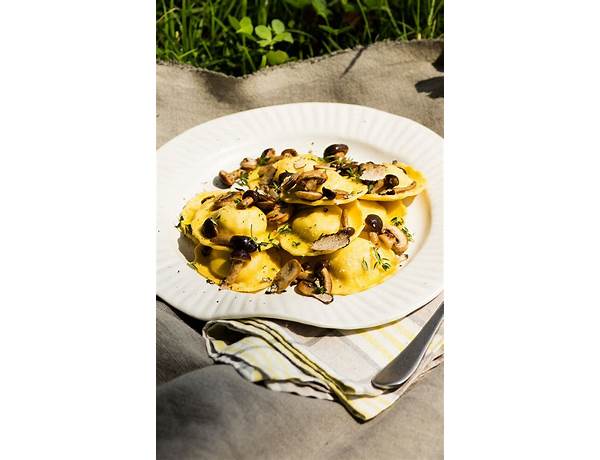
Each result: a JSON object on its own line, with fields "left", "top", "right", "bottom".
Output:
{"left": 371, "top": 301, "right": 444, "bottom": 390}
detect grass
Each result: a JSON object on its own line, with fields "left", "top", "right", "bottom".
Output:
{"left": 156, "top": 0, "right": 443, "bottom": 76}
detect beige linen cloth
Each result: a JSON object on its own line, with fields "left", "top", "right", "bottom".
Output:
{"left": 157, "top": 39, "right": 444, "bottom": 459}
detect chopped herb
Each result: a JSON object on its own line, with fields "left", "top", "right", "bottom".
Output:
{"left": 235, "top": 171, "right": 249, "bottom": 187}
{"left": 391, "top": 217, "right": 414, "bottom": 241}
{"left": 291, "top": 241, "right": 301, "bottom": 247}
{"left": 372, "top": 247, "right": 392, "bottom": 271}
{"left": 184, "top": 223, "right": 192, "bottom": 235}
{"left": 314, "top": 285, "right": 327, "bottom": 294}
{"left": 257, "top": 156, "right": 269, "bottom": 166}
{"left": 278, "top": 224, "right": 292, "bottom": 234}
{"left": 234, "top": 198, "right": 242, "bottom": 205}
{"left": 175, "top": 215, "right": 184, "bottom": 230}
{"left": 361, "top": 258, "right": 369, "bottom": 271}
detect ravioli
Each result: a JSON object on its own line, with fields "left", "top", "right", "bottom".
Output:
{"left": 188, "top": 193, "right": 273, "bottom": 251}
{"left": 192, "top": 245, "right": 282, "bottom": 292}
{"left": 278, "top": 201, "right": 364, "bottom": 256}
{"left": 178, "top": 144, "right": 425, "bottom": 304}
{"left": 360, "top": 162, "right": 426, "bottom": 201}
{"left": 327, "top": 237, "right": 398, "bottom": 295}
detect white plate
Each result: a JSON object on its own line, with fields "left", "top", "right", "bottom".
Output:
{"left": 157, "top": 103, "right": 442, "bottom": 329}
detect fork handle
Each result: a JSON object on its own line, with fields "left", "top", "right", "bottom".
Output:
{"left": 372, "top": 301, "right": 444, "bottom": 390}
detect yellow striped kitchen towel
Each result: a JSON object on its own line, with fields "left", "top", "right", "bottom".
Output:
{"left": 202, "top": 294, "right": 444, "bottom": 421}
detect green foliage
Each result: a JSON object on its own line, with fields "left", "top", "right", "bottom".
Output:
{"left": 157, "top": 0, "right": 444, "bottom": 76}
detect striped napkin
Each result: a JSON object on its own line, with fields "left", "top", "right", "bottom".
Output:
{"left": 202, "top": 294, "right": 444, "bottom": 421}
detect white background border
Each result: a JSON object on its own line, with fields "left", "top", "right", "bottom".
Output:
{"left": 1, "top": 1, "right": 599, "bottom": 458}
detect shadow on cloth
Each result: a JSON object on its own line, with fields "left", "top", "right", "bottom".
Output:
{"left": 415, "top": 50, "right": 444, "bottom": 99}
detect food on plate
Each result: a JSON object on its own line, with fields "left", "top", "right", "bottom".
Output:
{"left": 277, "top": 201, "right": 364, "bottom": 256}
{"left": 177, "top": 144, "right": 425, "bottom": 303}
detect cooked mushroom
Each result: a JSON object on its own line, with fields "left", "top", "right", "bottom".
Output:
{"left": 310, "top": 228, "right": 354, "bottom": 251}
{"left": 295, "top": 190, "right": 323, "bottom": 201}
{"left": 211, "top": 191, "right": 242, "bottom": 210}
{"left": 293, "top": 169, "right": 327, "bottom": 192}
{"left": 230, "top": 235, "right": 258, "bottom": 253}
{"left": 237, "top": 189, "right": 258, "bottom": 208}
{"left": 201, "top": 218, "right": 218, "bottom": 238}
{"left": 323, "top": 144, "right": 349, "bottom": 161}
{"left": 341, "top": 207, "right": 349, "bottom": 228}
{"left": 383, "top": 226, "right": 409, "bottom": 255}
{"left": 318, "top": 265, "right": 333, "bottom": 294}
{"left": 384, "top": 174, "right": 400, "bottom": 189}
{"left": 365, "top": 214, "right": 383, "bottom": 233}
{"left": 266, "top": 203, "right": 293, "bottom": 225}
{"left": 240, "top": 157, "right": 258, "bottom": 170}
{"left": 219, "top": 169, "right": 243, "bottom": 187}
{"left": 280, "top": 172, "right": 300, "bottom": 192}
{"left": 281, "top": 148, "right": 298, "bottom": 157}
{"left": 258, "top": 165, "right": 277, "bottom": 185}
{"left": 267, "top": 259, "right": 303, "bottom": 293}
{"left": 392, "top": 181, "right": 417, "bottom": 193}
{"left": 359, "top": 162, "right": 387, "bottom": 182}
{"left": 378, "top": 231, "right": 396, "bottom": 250}
{"left": 368, "top": 231, "right": 380, "bottom": 246}
{"left": 295, "top": 280, "right": 334, "bottom": 304}
{"left": 368, "top": 179, "right": 386, "bottom": 195}
{"left": 322, "top": 187, "right": 349, "bottom": 200}
{"left": 222, "top": 249, "right": 251, "bottom": 290}
{"left": 258, "top": 148, "right": 277, "bottom": 164}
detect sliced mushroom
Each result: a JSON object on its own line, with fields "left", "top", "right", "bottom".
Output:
{"left": 368, "top": 179, "right": 386, "bottom": 195}
{"left": 222, "top": 249, "right": 251, "bottom": 290}
{"left": 378, "top": 231, "right": 396, "bottom": 250}
{"left": 294, "top": 169, "right": 328, "bottom": 191}
{"left": 341, "top": 207, "right": 349, "bottom": 228}
{"left": 391, "top": 181, "right": 417, "bottom": 193}
{"left": 281, "top": 172, "right": 300, "bottom": 192}
{"left": 211, "top": 191, "right": 242, "bottom": 210}
{"left": 310, "top": 228, "right": 354, "bottom": 251}
{"left": 318, "top": 265, "right": 333, "bottom": 294}
{"left": 296, "top": 270, "right": 315, "bottom": 282}
{"left": 322, "top": 187, "right": 349, "bottom": 200}
{"left": 267, "top": 259, "right": 303, "bottom": 294}
{"left": 383, "top": 225, "right": 409, "bottom": 255}
{"left": 359, "top": 162, "right": 387, "bottom": 182}
{"left": 258, "top": 165, "right": 277, "bottom": 185}
{"left": 295, "top": 190, "right": 323, "bottom": 201}
{"left": 266, "top": 203, "right": 293, "bottom": 225}
{"left": 295, "top": 280, "right": 334, "bottom": 304}
{"left": 240, "top": 157, "right": 258, "bottom": 170}
{"left": 219, "top": 169, "right": 243, "bottom": 187}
